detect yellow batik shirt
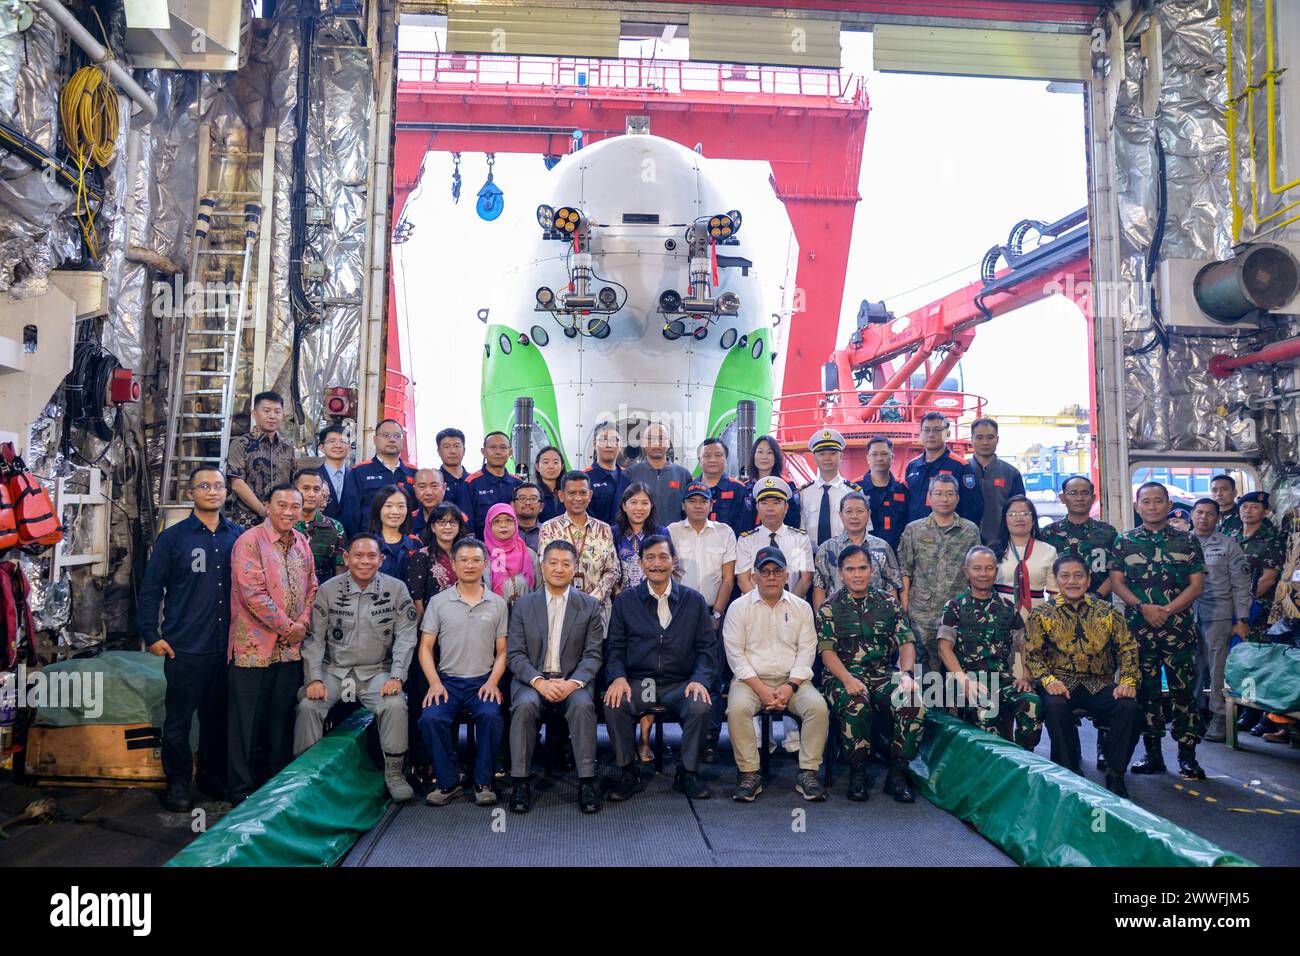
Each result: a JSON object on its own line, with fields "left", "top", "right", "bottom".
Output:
{"left": 1024, "top": 593, "right": 1139, "bottom": 694}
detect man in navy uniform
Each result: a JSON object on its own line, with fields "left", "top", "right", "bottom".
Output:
{"left": 467, "top": 430, "right": 523, "bottom": 538}
{"left": 139, "top": 467, "right": 243, "bottom": 812}
{"left": 436, "top": 427, "right": 474, "bottom": 518}
{"left": 859, "top": 436, "right": 909, "bottom": 553}
{"left": 586, "top": 423, "right": 629, "bottom": 527}
{"left": 344, "top": 419, "right": 417, "bottom": 533}
{"left": 698, "top": 437, "right": 748, "bottom": 538}
{"left": 903, "top": 411, "right": 983, "bottom": 527}
{"left": 799, "top": 428, "right": 861, "bottom": 549}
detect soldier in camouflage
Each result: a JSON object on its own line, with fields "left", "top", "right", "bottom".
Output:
{"left": 897, "top": 473, "right": 982, "bottom": 666}
{"left": 817, "top": 544, "right": 925, "bottom": 803}
{"left": 936, "top": 547, "right": 1042, "bottom": 749}
{"left": 1227, "top": 491, "right": 1284, "bottom": 642}
{"left": 293, "top": 469, "right": 346, "bottom": 585}
{"left": 1109, "top": 481, "right": 1207, "bottom": 780}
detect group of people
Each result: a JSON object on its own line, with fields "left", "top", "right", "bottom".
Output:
{"left": 138, "top": 393, "right": 1296, "bottom": 815}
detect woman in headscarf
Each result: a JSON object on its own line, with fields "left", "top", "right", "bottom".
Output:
{"left": 482, "top": 502, "right": 540, "bottom": 607}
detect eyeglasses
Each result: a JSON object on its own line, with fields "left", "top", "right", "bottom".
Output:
{"left": 377, "top": 431, "right": 403, "bottom": 440}
{"left": 1062, "top": 490, "right": 1092, "bottom": 498}
{"left": 433, "top": 517, "right": 460, "bottom": 526}
{"left": 514, "top": 495, "right": 541, "bottom": 504}
{"left": 1006, "top": 511, "right": 1033, "bottom": 519}
{"left": 919, "top": 427, "right": 947, "bottom": 435}
{"left": 194, "top": 482, "right": 227, "bottom": 492}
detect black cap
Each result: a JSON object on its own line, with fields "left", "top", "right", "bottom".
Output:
{"left": 754, "top": 545, "right": 787, "bottom": 570}
{"left": 1239, "top": 490, "right": 1270, "bottom": 507}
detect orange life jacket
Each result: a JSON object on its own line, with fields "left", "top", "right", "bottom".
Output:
{"left": 0, "top": 480, "right": 17, "bottom": 551}
{"left": 1, "top": 446, "right": 61, "bottom": 547}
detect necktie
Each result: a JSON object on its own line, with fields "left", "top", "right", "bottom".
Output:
{"left": 818, "top": 485, "right": 832, "bottom": 545}
{"left": 546, "top": 594, "right": 564, "bottom": 672}
{"left": 656, "top": 589, "right": 672, "bottom": 629}
{"left": 769, "top": 531, "right": 778, "bottom": 548}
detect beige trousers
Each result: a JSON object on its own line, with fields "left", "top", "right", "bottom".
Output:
{"left": 726, "top": 677, "right": 828, "bottom": 773}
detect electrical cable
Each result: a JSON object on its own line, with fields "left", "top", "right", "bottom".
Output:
{"left": 65, "top": 340, "right": 121, "bottom": 446}
{"left": 59, "top": 10, "right": 120, "bottom": 260}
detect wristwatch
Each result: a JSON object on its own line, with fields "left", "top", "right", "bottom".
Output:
{"left": 711, "top": 610, "right": 723, "bottom": 621}
{"left": 784, "top": 681, "right": 799, "bottom": 694}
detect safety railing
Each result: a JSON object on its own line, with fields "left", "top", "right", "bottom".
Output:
{"left": 397, "top": 52, "right": 865, "bottom": 106}
{"left": 773, "top": 388, "right": 987, "bottom": 444}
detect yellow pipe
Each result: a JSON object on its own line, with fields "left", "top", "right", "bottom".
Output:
{"left": 1221, "top": 0, "right": 1243, "bottom": 241}
{"left": 1265, "top": 0, "right": 1300, "bottom": 197}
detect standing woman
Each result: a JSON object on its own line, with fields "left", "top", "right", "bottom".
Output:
{"left": 612, "top": 482, "right": 669, "bottom": 763}
{"left": 369, "top": 485, "right": 422, "bottom": 580}
{"left": 483, "top": 502, "right": 541, "bottom": 607}
{"left": 991, "top": 495, "right": 1058, "bottom": 621}
{"left": 743, "top": 435, "right": 802, "bottom": 530}
{"left": 534, "top": 446, "right": 568, "bottom": 523}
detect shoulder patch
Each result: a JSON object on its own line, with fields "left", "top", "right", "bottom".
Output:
{"left": 739, "top": 527, "right": 762, "bottom": 538}
{"left": 798, "top": 480, "right": 814, "bottom": 491}
{"left": 963, "top": 475, "right": 976, "bottom": 489}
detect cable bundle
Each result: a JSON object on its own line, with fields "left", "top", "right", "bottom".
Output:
{"left": 59, "top": 63, "right": 119, "bottom": 258}
{"left": 66, "top": 341, "right": 121, "bottom": 443}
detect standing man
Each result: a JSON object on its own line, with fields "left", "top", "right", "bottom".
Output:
{"left": 903, "top": 412, "right": 983, "bottom": 528}
{"left": 409, "top": 469, "right": 450, "bottom": 544}
{"left": 1027, "top": 553, "right": 1140, "bottom": 796}
{"left": 511, "top": 482, "right": 545, "bottom": 553}
{"left": 436, "top": 427, "right": 474, "bottom": 518}
{"left": 293, "top": 533, "right": 418, "bottom": 802}
{"left": 724, "top": 546, "right": 829, "bottom": 803}
{"left": 1109, "top": 481, "right": 1207, "bottom": 780}
{"left": 1210, "top": 474, "right": 1244, "bottom": 534}
{"left": 344, "top": 419, "right": 418, "bottom": 535}
{"left": 812, "top": 491, "right": 901, "bottom": 609}
{"left": 697, "top": 438, "right": 748, "bottom": 538}
{"left": 859, "top": 437, "right": 909, "bottom": 554}
{"left": 936, "top": 547, "right": 1041, "bottom": 749}
{"left": 799, "top": 429, "right": 862, "bottom": 550}
{"left": 897, "top": 474, "right": 982, "bottom": 666}
{"left": 586, "top": 423, "right": 629, "bottom": 527}
{"left": 818, "top": 546, "right": 924, "bottom": 803}
{"left": 969, "top": 417, "right": 1026, "bottom": 545}
{"left": 293, "top": 469, "right": 345, "bottom": 585}
{"left": 315, "top": 423, "right": 351, "bottom": 529}
{"left": 1227, "top": 491, "right": 1284, "bottom": 643}
{"left": 736, "top": 477, "right": 813, "bottom": 597}
{"left": 468, "top": 430, "right": 522, "bottom": 538}
{"left": 1039, "top": 475, "right": 1117, "bottom": 596}
{"left": 417, "top": 538, "right": 509, "bottom": 807}
{"left": 539, "top": 471, "right": 620, "bottom": 610}
{"left": 1189, "top": 499, "right": 1253, "bottom": 743}
{"left": 626, "top": 422, "right": 693, "bottom": 525}
{"left": 139, "top": 467, "right": 242, "bottom": 812}
{"left": 225, "top": 391, "right": 298, "bottom": 530}
{"left": 227, "top": 484, "right": 318, "bottom": 805}
{"left": 505, "top": 540, "right": 605, "bottom": 814}
{"left": 603, "top": 535, "right": 716, "bottom": 802}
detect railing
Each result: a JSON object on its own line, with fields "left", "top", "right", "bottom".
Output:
{"left": 397, "top": 52, "right": 865, "bottom": 106}
{"left": 773, "top": 388, "right": 988, "bottom": 445}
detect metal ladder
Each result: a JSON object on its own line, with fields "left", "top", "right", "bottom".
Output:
{"left": 158, "top": 124, "right": 275, "bottom": 527}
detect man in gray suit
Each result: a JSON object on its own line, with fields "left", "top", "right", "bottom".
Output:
{"left": 506, "top": 540, "right": 605, "bottom": 813}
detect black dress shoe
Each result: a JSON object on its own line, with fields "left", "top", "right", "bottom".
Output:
{"left": 605, "top": 765, "right": 645, "bottom": 802}
{"left": 673, "top": 768, "right": 711, "bottom": 800}
{"left": 509, "top": 779, "right": 532, "bottom": 814}
{"left": 1177, "top": 743, "right": 1205, "bottom": 780}
{"left": 162, "top": 781, "right": 193, "bottom": 813}
{"left": 1104, "top": 771, "right": 1129, "bottom": 798}
{"left": 578, "top": 779, "right": 601, "bottom": 813}
{"left": 1236, "top": 707, "right": 1260, "bottom": 731}
{"left": 1130, "top": 736, "right": 1167, "bottom": 774}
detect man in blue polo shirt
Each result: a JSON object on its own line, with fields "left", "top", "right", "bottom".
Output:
{"left": 859, "top": 436, "right": 909, "bottom": 553}
{"left": 697, "top": 437, "right": 748, "bottom": 537}
{"left": 586, "top": 423, "right": 629, "bottom": 526}
{"left": 903, "top": 412, "right": 983, "bottom": 528}
{"left": 139, "top": 467, "right": 243, "bottom": 812}
{"left": 343, "top": 419, "right": 418, "bottom": 534}
{"left": 468, "top": 430, "right": 522, "bottom": 538}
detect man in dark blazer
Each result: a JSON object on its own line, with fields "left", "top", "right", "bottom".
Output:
{"left": 603, "top": 534, "right": 718, "bottom": 801}
{"left": 506, "top": 540, "right": 605, "bottom": 814}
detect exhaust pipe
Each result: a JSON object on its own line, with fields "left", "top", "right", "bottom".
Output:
{"left": 512, "top": 397, "right": 535, "bottom": 477}
{"left": 736, "top": 400, "right": 756, "bottom": 481}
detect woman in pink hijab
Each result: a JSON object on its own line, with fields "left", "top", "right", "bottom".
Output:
{"left": 483, "top": 502, "right": 540, "bottom": 607}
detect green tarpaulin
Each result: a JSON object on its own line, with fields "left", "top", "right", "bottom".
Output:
{"left": 167, "top": 712, "right": 387, "bottom": 867}
{"left": 31, "top": 651, "right": 166, "bottom": 727}
{"left": 912, "top": 713, "right": 1252, "bottom": 867}
{"left": 1225, "top": 642, "right": 1300, "bottom": 713}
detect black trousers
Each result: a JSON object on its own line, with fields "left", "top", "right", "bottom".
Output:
{"left": 1041, "top": 683, "right": 1140, "bottom": 775}
{"left": 606, "top": 677, "right": 711, "bottom": 773}
{"left": 161, "top": 652, "right": 227, "bottom": 788}
{"left": 227, "top": 660, "right": 303, "bottom": 803}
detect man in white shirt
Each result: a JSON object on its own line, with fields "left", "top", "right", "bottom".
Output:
{"left": 737, "top": 476, "right": 813, "bottom": 596}
{"left": 799, "top": 428, "right": 862, "bottom": 549}
{"left": 505, "top": 540, "right": 605, "bottom": 814}
{"left": 724, "top": 546, "right": 829, "bottom": 803}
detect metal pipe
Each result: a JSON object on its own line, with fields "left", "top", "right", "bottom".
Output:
{"left": 513, "top": 396, "right": 535, "bottom": 477}
{"left": 1193, "top": 243, "right": 1300, "bottom": 320}
{"left": 1209, "top": 336, "right": 1300, "bottom": 379}
{"left": 36, "top": 0, "right": 158, "bottom": 127}
{"left": 857, "top": 346, "right": 931, "bottom": 420}
{"left": 735, "top": 400, "right": 756, "bottom": 481}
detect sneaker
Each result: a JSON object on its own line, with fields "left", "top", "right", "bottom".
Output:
{"left": 1203, "top": 715, "right": 1227, "bottom": 743}
{"left": 732, "top": 771, "right": 763, "bottom": 802}
{"left": 795, "top": 769, "right": 827, "bottom": 801}
{"left": 473, "top": 783, "right": 498, "bottom": 806}
{"left": 425, "top": 784, "right": 462, "bottom": 806}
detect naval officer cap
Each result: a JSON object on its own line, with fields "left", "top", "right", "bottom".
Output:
{"left": 809, "top": 428, "right": 846, "bottom": 453}
{"left": 753, "top": 476, "right": 792, "bottom": 502}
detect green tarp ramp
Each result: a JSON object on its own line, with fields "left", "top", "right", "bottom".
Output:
{"left": 32, "top": 650, "right": 166, "bottom": 727}
{"left": 168, "top": 711, "right": 387, "bottom": 867}
{"left": 912, "top": 713, "right": 1252, "bottom": 867}
{"left": 1225, "top": 642, "right": 1300, "bottom": 713}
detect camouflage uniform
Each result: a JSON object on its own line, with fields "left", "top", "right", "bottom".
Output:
{"left": 1217, "top": 506, "right": 1273, "bottom": 538}
{"left": 1226, "top": 523, "right": 1284, "bottom": 642}
{"left": 295, "top": 512, "right": 346, "bottom": 586}
{"left": 1040, "top": 517, "right": 1119, "bottom": 595}
{"left": 896, "top": 513, "right": 981, "bottom": 664}
{"left": 937, "top": 590, "right": 1042, "bottom": 748}
{"left": 816, "top": 588, "right": 925, "bottom": 764}
{"left": 813, "top": 531, "right": 902, "bottom": 599}
{"left": 1108, "top": 526, "right": 1206, "bottom": 745}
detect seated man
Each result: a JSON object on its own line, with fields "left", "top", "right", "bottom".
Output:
{"left": 417, "top": 538, "right": 509, "bottom": 807}
{"left": 293, "top": 533, "right": 418, "bottom": 802}
{"left": 603, "top": 535, "right": 717, "bottom": 801}
{"left": 506, "top": 540, "right": 605, "bottom": 814}
{"left": 724, "top": 546, "right": 829, "bottom": 803}
{"left": 1026, "top": 553, "right": 1141, "bottom": 796}
{"left": 818, "top": 545, "right": 925, "bottom": 803}
{"left": 936, "top": 546, "right": 1042, "bottom": 749}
